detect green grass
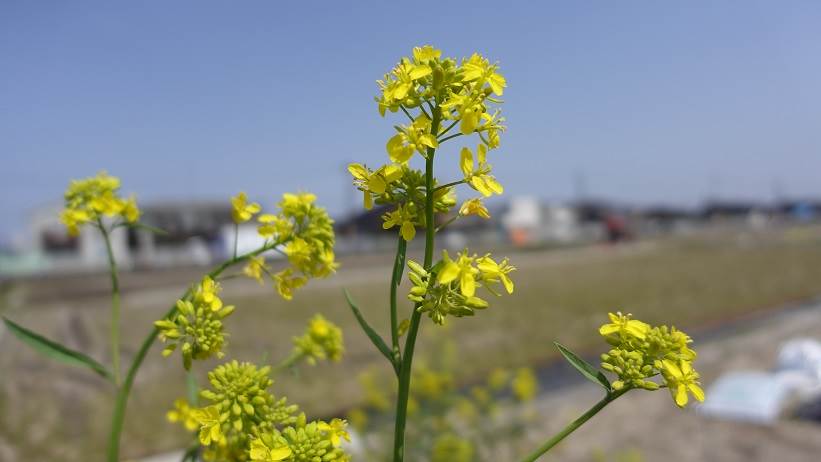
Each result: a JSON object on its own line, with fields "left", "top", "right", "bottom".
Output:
{"left": 3, "top": 225, "right": 821, "bottom": 460}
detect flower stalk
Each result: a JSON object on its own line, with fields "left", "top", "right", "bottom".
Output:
{"left": 97, "top": 219, "right": 122, "bottom": 386}
{"left": 392, "top": 106, "right": 441, "bottom": 462}
{"left": 518, "top": 388, "right": 629, "bottom": 462}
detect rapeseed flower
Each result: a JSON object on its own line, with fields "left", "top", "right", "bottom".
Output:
{"left": 60, "top": 171, "right": 141, "bottom": 236}
{"left": 231, "top": 192, "right": 261, "bottom": 223}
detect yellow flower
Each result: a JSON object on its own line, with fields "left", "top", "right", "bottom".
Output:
{"left": 412, "top": 45, "right": 441, "bottom": 63}
{"left": 387, "top": 115, "right": 439, "bottom": 163}
{"left": 459, "top": 145, "right": 503, "bottom": 197}
{"left": 273, "top": 269, "right": 307, "bottom": 301}
{"left": 476, "top": 255, "right": 516, "bottom": 294}
{"left": 461, "top": 52, "right": 506, "bottom": 96}
{"left": 318, "top": 418, "right": 350, "bottom": 447}
{"left": 441, "top": 91, "right": 484, "bottom": 135}
{"left": 348, "top": 163, "right": 402, "bottom": 210}
{"left": 459, "top": 198, "right": 490, "bottom": 219}
{"left": 599, "top": 312, "right": 651, "bottom": 340}
{"left": 382, "top": 204, "right": 417, "bottom": 241}
{"left": 243, "top": 256, "right": 268, "bottom": 284}
{"left": 257, "top": 213, "right": 292, "bottom": 240}
{"left": 121, "top": 195, "right": 140, "bottom": 223}
{"left": 661, "top": 359, "right": 705, "bottom": 407}
{"left": 249, "top": 438, "right": 292, "bottom": 461}
{"left": 61, "top": 171, "right": 140, "bottom": 234}
{"left": 512, "top": 367, "right": 538, "bottom": 402}
{"left": 166, "top": 398, "right": 198, "bottom": 431}
{"left": 231, "top": 192, "right": 261, "bottom": 223}
{"left": 60, "top": 208, "right": 90, "bottom": 237}
{"left": 437, "top": 250, "right": 478, "bottom": 297}
{"left": 192, "top": 405, "right": 224, "bottom": 446}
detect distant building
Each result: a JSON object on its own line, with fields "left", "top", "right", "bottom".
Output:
{"left": 12, "top": 201, "right": 255, "bottom": 275}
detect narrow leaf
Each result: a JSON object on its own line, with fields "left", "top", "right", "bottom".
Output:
{"left": 3, "top": 317, "right": 114, "bottom": 383}
{"left": 344, "top": 290, "right": 396, "bottom": 368}
{"left": 555, "top": 342, "right": 611, "bottom": 391}
{"left": 128, "top": 221, "right": 168, "bottom": 235}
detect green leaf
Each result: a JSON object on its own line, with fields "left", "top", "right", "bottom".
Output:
{"left": 3, "top": 317, "right": 114, "bottom": 383}
{"left": 127, "top": 221, "right": 168, "bottom": 235}
{"left": 555, "top": 342, "right": 611, "bottom": 391}
{"left": 344, "top": 289, "right": 397, "bottom": 371}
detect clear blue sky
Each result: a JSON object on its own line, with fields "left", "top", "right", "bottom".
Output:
{"left": 2, "top": 1, "right": 821, "bottom": 242}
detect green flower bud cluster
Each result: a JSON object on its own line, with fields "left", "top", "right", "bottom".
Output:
{"left": 198, "top": 360, "right": 298, "bottom": 454}
{"left": 600, "top": 349, "right": 659, "bottom": 391}
{"left": 292, "top": 314, "right": 344, "bottom": 365}
{"left": 155, "top": 276, "right": 235, "bottom": 370}
{"left": 406, "top": 250, "right": 515, "bottom": 325}
{"left": 250, "top": 416, "right": 351, "bottom": 462}
{"left": 598, "top": 312, "right": 705, "bottom": 407}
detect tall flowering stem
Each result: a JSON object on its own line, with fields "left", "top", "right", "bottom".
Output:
{"left": 389, "top": 236, "right": 407, "bottom": 360}
{"left": 518, "top": 388, "right": 628, "bottom": 462}
{"left": 106, "top": 242, "right": 279, "bottom": 462}
{"left": 393, "top": 107, "right": 441, "bottom": 461}
{"left": 97, "top": 219, "right": 122, "bottom": 385}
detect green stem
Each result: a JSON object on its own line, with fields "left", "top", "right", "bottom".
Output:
{"left": 393, "top": 105, "right": 441, "bottom": 462}
{"left": 106, "top": 241, "right": 280, "bottom": 462}
{"left": 437, "top": 132, "right": 463, "bottom": 144}
{"left": 98, "top": 220, "right": 121, "bottom": 386}
{"left": 438, "top": 119, "right": 459, "bottom": 137}
{"left": 518, "top": 389, "right": 628, "bottom": 462}
{"left": 389, "top": 236, "right": 407, "bottom": 364}
{"left": 432, "top": 180, "right": 465, "bottom": 194}
{"left": 273, "top": 350, "right": 305, "bottom": 373}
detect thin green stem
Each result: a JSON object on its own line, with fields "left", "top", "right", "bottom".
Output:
{"left": 98, "top": 219, "right": 121, "bottom": 386}
{"left": 400, "top": 105, "right": 415, "bottom": 122}
{"left": 518, "top": 389, "right": 629, "bottom": 462}
{"left": 389, "top": 237, "right": 408, "bottom": 365}
{"left": 433, "top": 179, "right": 465, "bottom": 194}
{"left": 393, "top": 104, "right": 441, "bottom": 462}
{"left": 435, "top": 215, "right": 459, "bottom": 233}
{"left": 273, "top": 350, "right": 305, "bottom": 373}
{"left": 106, "top": 241, "right": 280, "bottom": 462}
{"left": 438, "top": 132, "right": 464, "bottom": 144}
{"left": 438, "top": 119, "right": 459, "bottom": 138}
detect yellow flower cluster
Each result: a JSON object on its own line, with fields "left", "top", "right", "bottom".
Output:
{"left": 250, "top": 416, "right": 350, "bottom": 462}
{"left": 348, "top": 46, "right": 506, "bottom": 243}
{"left": 376, "top": 46, "right": 505, "bottom": 139}
{"left": 406, "top": 251, "right": 515, "bottom": 324}
{"left": 599, "top": 312, "right": 704, "bottom": 407}
{"left": 231, "top": 192, "right": 337, "bottom": 300}
{"left": 292, "top": 314, "right": 344, "bottom": 365}
{"left": 60, "top": 171, "right": 140, "bottom": 236}
{"left": 155, "top": 276, "right": 235, "bottom": 370}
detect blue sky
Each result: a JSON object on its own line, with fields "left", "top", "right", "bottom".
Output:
{"left": 2, "top": 1, "right": 821, "bottom": 242}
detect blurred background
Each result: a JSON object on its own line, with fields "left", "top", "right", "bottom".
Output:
{"left": 2, "top": 1, "right": 821, "bottom": 461}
